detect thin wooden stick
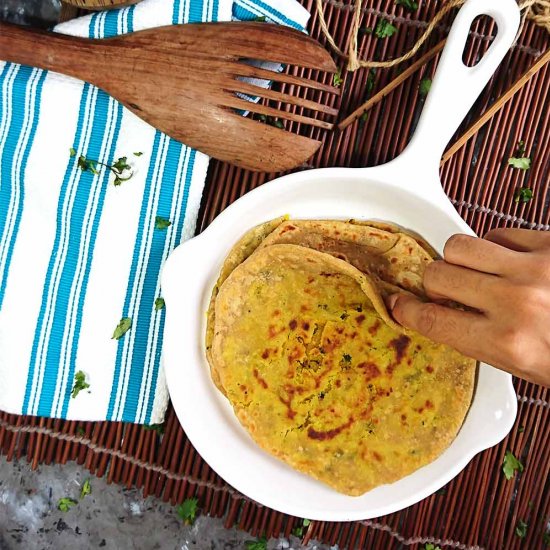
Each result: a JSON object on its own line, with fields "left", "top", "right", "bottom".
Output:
{"left": 441, "top": 48, "right": 550, "bottom": 164}
{"left": 337, "top": 40, "right": 446, "bottom": 130}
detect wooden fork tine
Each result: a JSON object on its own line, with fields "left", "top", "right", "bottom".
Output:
{"left": 219, "top": 96, "right": 334, "bottom": 130}
{"left": 229, "top": 63, "right": 341, "bottom": 95}
{"left": 226, "top": 80, "right": 339, "bottom": 116}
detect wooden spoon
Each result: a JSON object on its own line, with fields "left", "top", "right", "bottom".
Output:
{"left": 0, "top": 21, "right": 339, "bottom": 172}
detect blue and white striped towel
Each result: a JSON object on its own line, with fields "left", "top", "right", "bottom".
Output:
{"left": 0, "top": 0, "right": 309, "bottom": 424}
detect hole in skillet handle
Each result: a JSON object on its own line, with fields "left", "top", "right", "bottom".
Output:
{"left": 461, "top": 15, "right": 499, "bottom": 67}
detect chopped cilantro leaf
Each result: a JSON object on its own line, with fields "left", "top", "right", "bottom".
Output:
{"left": 77, "top": 155, "right": 99, "bottom": 175}
{"left": 143, "top": 423, "right": 165, "bottom": 435}
{"left": 502, "top": 450, "right": 524, "bottom": 480}
{"left": 113, "top": 174, "right": 133, "bottom": 187}
{"left": 340, "top": 353, "right": 352, "bottom": 370}
{"left": 424, "top": 544, "right": 442, "bottom": 550}
{"left": 333, "top": 70, "right": 343, "bottom": 87}
{"left": 518, "top": 425, "right": 525, "bottom": 433}
{"left": 514, "top": 187, "right": 533, "bottom": 204}
{"left": 508, "top": 157, "right": 531, "bottom": 170}
{"left": 268, "top": 118, "right": 284, "bottom": 129}
{"left": 245, "top": 537, "right": 267, "bottom": 550}
{"left": 133, "top": 151, "right": 143, "bottom": 156}
{"left": 57, "top": 497, "right": 77, "bottom": 512}
{"left": 303, "top": 519, "right": 311, "bottom": 527}
{"left": 111, "top": 156, "right": 130, "bottom": 173}
{"left": 80, "top": 479, "right": 92, "bottom": 499}
{"left": 253, "top": 15, "right": 267, "bottom": 21}
{"left": 71, "top": 371, "right": 90, "bottom": 399}
{"left": 516, "top": 140, "right": 526, "bottom": 156}
{"left": 515, "top": 519, "right": 527, "bottom": 539}
{"left": 375, "top": 18, "right": 397, "bottom": 39}
{"left": 69, "top": 147, "right": 77, "bottom": 157}
{"left": 419, "top": 78, "right": 432, "bottom": 97}
{"left": 395, "top": 0, "right": 418, "bottom": 11}
{"left": 112, "top": 317, "right": 132, "bottom": 340}
{"left": 155, "top": 297, "right": 165, "bottom": 311}
{"left": 176, "top": 497, "right": 199, "bottom": 525}
{"left": 155, "top": 216, "right": 172, "bottom": 230}
{"left": 366, "top": 68, "right": 376, "bottom": 95}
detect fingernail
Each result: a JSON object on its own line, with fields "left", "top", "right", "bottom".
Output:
{"left": 387, "top": 293, "right": 399, "bottom": 311}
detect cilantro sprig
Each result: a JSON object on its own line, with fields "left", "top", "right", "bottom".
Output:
{"left": 70, "top": 148, "right": 135, "bottom": 186}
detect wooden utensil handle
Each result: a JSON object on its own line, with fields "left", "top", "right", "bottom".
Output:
{"left": 0, "top": 21, "right": 101, "bottom": 84}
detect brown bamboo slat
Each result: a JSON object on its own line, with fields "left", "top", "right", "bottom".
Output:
{"left": 1, "top": 2, "right": 549, "bottom": 549}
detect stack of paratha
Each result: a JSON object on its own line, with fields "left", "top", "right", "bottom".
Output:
{"left": 206, "top": 218, "right": 475, "bottom": 496}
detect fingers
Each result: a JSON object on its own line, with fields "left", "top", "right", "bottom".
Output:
{"left": 423, "top": 260, "right": 504, "bottom": 309}
{"left": 484, "top": 227, "right": 550, "bottom": 252}
{"left": 443, "top": 234, "right": 519, "bottom": 275}
{"left": 387, "top": 293, "right": 488, "bottom": 358}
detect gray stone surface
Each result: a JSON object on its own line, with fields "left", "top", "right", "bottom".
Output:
{"left": 0, "top": 0, "right": 61, "bottom": 27}
{"left": 0, "top": 456, "right": 334, "bottom": 550}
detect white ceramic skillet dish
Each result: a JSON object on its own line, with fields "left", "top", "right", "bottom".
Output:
{"left": 161, "top": 0, "right": 520, "bottom": 521}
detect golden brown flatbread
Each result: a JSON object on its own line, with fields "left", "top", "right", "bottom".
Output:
{"left": 207, "top": 218, "right": 436, "bottom": 393}
{"left": 211, "top": 244, "right": 475, "bottom": 496}
{"left": 257, "top": 219, "right": 434, "bottom": 296}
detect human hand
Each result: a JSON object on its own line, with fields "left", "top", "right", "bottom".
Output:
{"left": 388, "top": 228, "right": 550, "bottom": 387}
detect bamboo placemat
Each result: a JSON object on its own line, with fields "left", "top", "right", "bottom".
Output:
{"left": 1, "top": 2, "right": 549, "bottom": 548}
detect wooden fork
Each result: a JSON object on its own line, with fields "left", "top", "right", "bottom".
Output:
{"left": 0, "top": 21, "right": 340, "bottom": 172}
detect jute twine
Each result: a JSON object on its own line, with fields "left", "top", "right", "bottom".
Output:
{"left": 316, "top": 0, "right": 550, "bottom": 70}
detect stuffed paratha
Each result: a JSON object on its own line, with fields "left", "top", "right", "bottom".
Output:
{"left": 206, "top": 218, "right": 436, "bottom": 394}
{"left": 211, "top": 244, "right": 475, "bottom": 496}
{"left": 257, "top": 219, "right": 433, "bottom": 296}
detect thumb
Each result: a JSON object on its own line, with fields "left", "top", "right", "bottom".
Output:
{"left": 387, "top": 292, "right": 484, "bottom": 352}
{"left": 387, "top": 293, "right": 428, "bottom": 330}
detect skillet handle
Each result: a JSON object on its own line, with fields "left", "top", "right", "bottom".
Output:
{"left": 394, "top": 0, "right": 520, "bottom": 185}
